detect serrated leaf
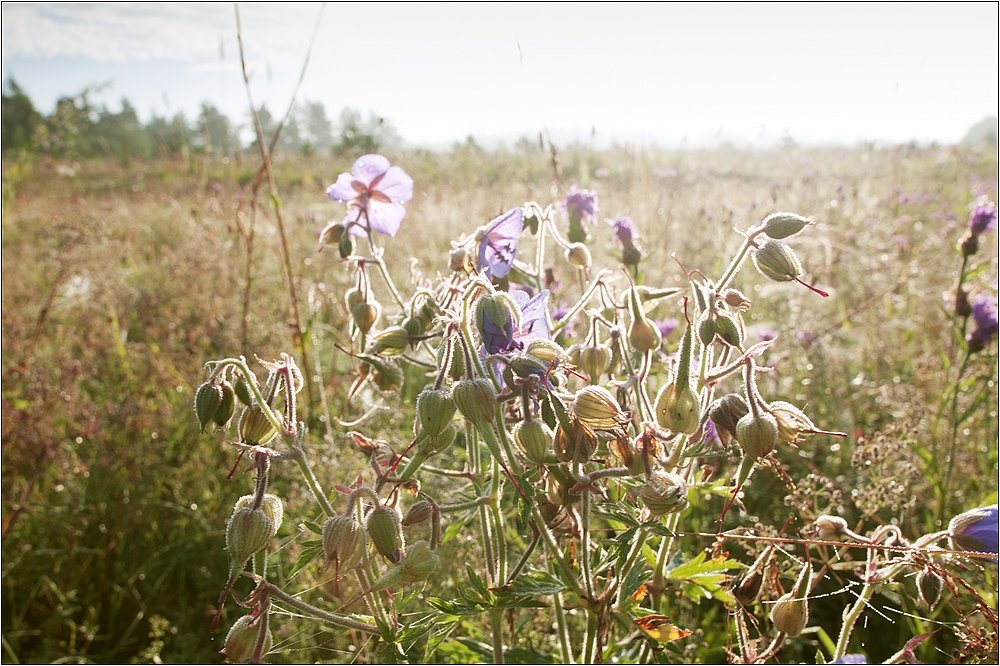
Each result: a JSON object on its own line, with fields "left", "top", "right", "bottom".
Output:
{"left": 508, "top": 569, "right": 566, "bottom": 596}
{"left": 621, "top": 559, "right": 652, "bottom": 606}
{"left": 300, "top": 519, "right": 324, "bottom": 535}
{"left": 286, "top": 538, "right": 323, "bottom": 580}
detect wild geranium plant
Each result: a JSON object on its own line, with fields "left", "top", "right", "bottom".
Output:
{"left": 195, "top": 156, "right": 999, "bottom": 664}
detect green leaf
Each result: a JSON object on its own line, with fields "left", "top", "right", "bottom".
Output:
{"left": 286, "top": 538, "right": 323, "bottom": 580}
{"left": 300, "top": 519, "right": 324, "bottom": 535}
{"left": 508, "top": 569, "right": 566, "bottom": 596}
{"left": 620, "top": 558, "right": 652, "bottom": 606}
{"left": 667, "top": 552, "right": 742, "bottom": 605}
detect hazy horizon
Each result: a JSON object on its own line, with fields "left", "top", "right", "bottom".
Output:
{"left": 2, "top": 2, "right": 998, "bottom": 148}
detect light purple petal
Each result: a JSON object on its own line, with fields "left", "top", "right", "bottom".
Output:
{"left": 514, "top": 289, "right": 551, "bottom": 343}
{"left": 477, "top": 209, "right": 524, "bottom": 278}
{"left": 365, "top": 199, "right": 406, "bottom": 237}
{"left": 374, "top": 165, "right": 413, "bottom": 204}
{"left": 350, "top": 154, "right": 391, "bottom": 186}
{"left": 327, "top": 172, "right": 360, "bottom": 202}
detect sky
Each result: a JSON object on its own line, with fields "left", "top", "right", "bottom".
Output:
{"left": 2, "top": 2, "right": 998, "bottom": 147}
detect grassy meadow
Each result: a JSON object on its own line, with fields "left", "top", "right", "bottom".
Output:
{"left": 2, "top": 141, "right": 998, "bottom": 663}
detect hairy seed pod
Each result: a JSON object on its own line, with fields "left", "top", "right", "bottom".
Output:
{"left": 813, "top": 514, "right": 849, "bottom": 541}
{"left": 367, "top": 326, "right": 410, "bottom": 357}
{"left": 571, "top": 385, "right": 627, "bottom": 430}
{"left": 351, "top": 301, "right": 381, "bottom": 334}
{"left": 475, "top": 292, "right": 519, "bottom": 354}
{"left": 769, "top": 401, "right": 816, "bottom": 444}
{"left": 399, "top": 540, "right": 439, "bottom": 584}
{"left": 322, "top": 515, "right": 366, "bottom": 574}
{"left": 566, "top": 242, "right": 592, "bottom": 269}
{"left": 233, "top": 376, "right": 254, "bottom": 407}
{"left": 736, "top": 412, "right": 778, "bottom": 460}
{"left": 366, "top": 506, "right": 404, "bottom": 564}
{"left": 213, "top": 380, "right": 237, "bottom": 428}
{"left": 654, "top": 383, "right": 700, "bottom": 435}
{"left": 628, "top": 318, "right": 662, "bottom": 353}
{"left": 708, "top": 393, "right": 749, "bottom": 446}
{"left": 916, "top": 568, "right": 944, "bottom": 610}
{"left": 507, "top": 352, "right": 549, "bottom": 380}
{"left": 578, "top": 344, "right": 612, "bottom": 381}
{"left": 234, "top": 494, "right": 284, "bottom": 536}
{"left": 194, "top": 381, "right": 224, "bottom": 433}
{"left": 345, "top": 287, "right": 365, "bottom": 310}
{"left": 553, "top": 417, "right": 599, "bottom": 464}
{"left": 770, "top": 563, "right": 811, "bottom": 636}
{"left": 415, "top": 387, "right": 456, "bottom": 438}
{"left": 721, "top": 288, "right": 752, "bottom": 310}
{"left": 714, "top": 312, "right": 743, "bottom": 347}
{"left": 452, "top": 378, "right": 497, "bottom": 427}
{"left": 402, "top": 315, "right": 425, "bottom": 340}
{"left": 402, "top": 500, "right": 434, "bottom": 526}
{"left": 513, "top": 419, "right": 552, "bottom": 465}
{"left": 226, "top": 508, "right": 274, "bottom": 565}
{"left": 733, "top": 569, "right": 764, "bottom": 607}
{"left": 762, "top": 212, "right": 813, "bottom": 240}
{"left": 418, "top": 422, "right": 457, "bottom": 456}
{"left": 753, "top": 240, "right": 803, "bottom": 282}
{"left": 639, "top": 470, "right": 689, "bottom": 516}
{"left": 525, "top": 339, "right": 567, "bottom": 365}
{"left": 239, "top": 406, "right": 279, "bottom": 446}
{"left": 697, "top": 310, "right": 717, "bottom": 346}
{"left": 222, "top": 615, "right": 272, "bottom": 663}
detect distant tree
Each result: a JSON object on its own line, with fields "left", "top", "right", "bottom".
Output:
{"left": 960, "top": 116, "right": 999, "bottom": 148}
{"left": 197, "top": 103, "right": 234, "bottom": 155}
{"left": 147, "top": 112, "right": 192, "bottom": 158}
{"left": 299, "top": 100, "right": 333, "bottom": 155}
{"left": 334, "top": 107, "right": 400, "bottom": 155}
{"left": 40, "top": 88, "right": 102, "bottom": 157}
{"left": 1, "top": 78, "right": 42, "bottom": 155}
{"left": 92, "top": 98, "right": 152, "bottom": 162}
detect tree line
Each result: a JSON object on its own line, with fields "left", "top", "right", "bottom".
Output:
{"left": 1, "top": 78, "right": 401, "bottom": 162}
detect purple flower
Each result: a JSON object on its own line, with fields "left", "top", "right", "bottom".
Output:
{"left": 511, "top": 289, "right": 551, "bottom": 347}
{"left": 327, "top": 155, "right": 413, "bottom": 237}
{"left": 608, "top": 216, "right": 637, "bottom": 244}
{"left": 564, "top": 186, "right": 598, "bottom": 221}
{"left": 969, "top": 196, "right": 998, "bottom": 235}
{"left": 758, "top": 329, "right": 777, "bottom": 342}
{"left": 656, "top": 318, "right": 678, "bottom": 338}
{"left": 948, "top": 505, "right": 999, "bottom": 557}
{"left": 701, "top": 420, "right": 720, "bottom": 447}
{"left": 477, "top": 208, "right": 524, "bottom": 279}
{"left": 967, "top": 294, "right": 999, "bottom": 351}
{"left": 830, "top": 655, "right": 867, "bottom": 664}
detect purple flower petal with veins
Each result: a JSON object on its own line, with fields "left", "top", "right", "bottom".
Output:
{"left": 326, "top": 154, "right": 413, "bottom": 237}
{"left": 477, "top": 208, "right": 524, "bottom": 279}
{"left": 511, "top": 289, "right": 551, "bottom": 346}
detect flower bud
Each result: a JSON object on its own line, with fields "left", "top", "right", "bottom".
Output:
{"left": 226, "top": 508, "right": 274, "bottom": 565}
{"left": 769, "top": 401, "right": 816, "bottom": 444}
{"left": 722, "top": 288, "right": 752, "bottom": 310}
{"left": 366, "top": 506, "right": 404, "bottom": 564}
{"left": 507, "top": 352, "right": 549, "bottom": 380}
{"left": 770, "top": 563, "right": 811, "bottom": 636}
{"left": 399, "top": 540, "right": 439, "bottom": 584}
{"left": 525, "top": 339, "right": 568, "bottom": 365}
{"left": 211, "top": 380, "right": 237, "bottom": 428}
{"left": 322, "top": 515, "right": 366, "bottom": 574}
{"left": 708, "top": 393, "right": 749, "bottom": 446}
{"left": 351, "top": 301, "right": 381, "bottom": 334}
{"left": 629, "top": 318, "right": 662, "bottom": 352}
{"left": 736, "top": 412, "right": 778, "bottom": 460}
{"left": 654, "top": 383, "right": 701, "bottom": 435}
{"left": 579, "top": 344, "right": 612, "bottom": 381}
{"left": 947, "top": 505, "right": 999, "bottom": 554}
{"left": 239, "top": 406, "right": 279, "bottom": 446}
{"left": 449, "top": 246, "right": 469, "bottom": 272}
{"left": 233, "top": 376, "right": 254, "bottom": 407}
{"left": 194, "top": 381, "right": 224, "bottom": 433}
{"left": 367, "top": 326, "right": 410, "bottom": 357}
{"left": 554, "top": 416, "right": 599, "bottom": 464}
{"left": 572, "top": 385, "right": 628, "bottom": 430}
{"left": 733, "top": 569, "right": 764, "bottom": 607}
{"left": 513, "top": 419, "right": 552, "bottom": 465}
{"left": 955, "top": 288, "right": 972, "bottom": 318}
{"left": 402, "top": 315, "right": 425, "bottom": 341}
{"left": 916, "top": 568, "right": 943, "bottom": 610}
{"left": 452, "top": 378, "right": 498, "bottom": 427}
{"left": 475, "top": 293, "right": 518, "bottom": 355}
{"left": 234, "top": 494, "right": 284, "bottom": 537}
{"left": 697, "top": 311, "right": 717, "bottom": 346}
{"left": 762, "top": 212, "right": 813, "bottom": 239}
{"left": 338, "top": 236, "right": 353, "bottom": 259}
{"left": 402, "top": 500, "right": 434, "bottom": 526}
{"left": 418, "top": 422, "right": 457, "bottom": 456}
{"left": 714, "top": 312, "right": 742, "bottom": 347}
{"left": 813, "top": 514, "right": 849, "bottom": 541}
{"left": 345, "top": 287, "right": 365, "bottom": 310}
{"left": 639, "top": 471, "right": 689, "bottom": 516}
{"left": 566, "top": 242, "right": 592, "bottom": 269}
{"left": 415, "top": 387, "right": 456, "bottom": 438}
{"left": 319, "top": 220, "right": 347, "bottom": 247}
{"left": 752, "top": 240, "right": 803, "bottom": 283}
{"left": 221, "top": 615, "right": 272, "bottom": 663}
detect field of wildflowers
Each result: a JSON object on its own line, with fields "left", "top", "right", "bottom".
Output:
{"left": 1, "top": 141, "right": 997, "bottom": 664}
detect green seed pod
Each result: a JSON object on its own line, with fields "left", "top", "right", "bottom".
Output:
{"left": 214, "top": 380, "right": 237, "bottom": 428}
{"left": 319, "top": 220, "right": 347, "bottom": 246}
{"left": 553, "top": 417, "right": 598, "bottom": 464}
{"left": 399, "top": 540, "right": 439, "bottom": 584}
{"left": 222, "top": 614, "right": 272, "bottom": 663}
{"left": 639, "top": 470, "right": 689, "bottom": 516}
{"left": 372, "top": 359, "right": 404, "bottom": 392}
{"left": 571, "top": 385, "right": 627, "bottom": 430}
{"left": 578, "top": 344, "right": 611, "bottom": 381}
{"left": 714, "top": 312, "right": 743, "bottom": 347}
{"left": 419, "top": 422, "right": 457, "bottom": 456}
{"left": 234, "top": 494, "right": 284, "bottom": 537}
{"left": 452, "top": 378, "right": 497, "bottom": 427}
{"left": 752, "top": 240, "right": 803, "bottom": 282}
{"left": 654, "top": 382, "right": 701, "bottom": 435}
{"left": 367, "top": 325, "right": 410, "bottom": 357}
{"left": 566, "top": 242, "right": 592, "bottom": 269}
{"left": 628, "top": 318, "right": 662, "bottom": 353}
{"left": 338, "top": 236, "right": 353, "bottom": 259}
{"left": 233, "top": 376, "right": 254, "bottom": 407}
{"left": 916, "top": 567, "right": 944, "bottom": 610}
{"left": 351, "top": 301, "right": 381, "bottom": 334}
{"left": 513, "top": 419, "right": 552, "bottom": 465}
{"left": 697, "top": 311, "right": 717, "bottom": 346}
{"left": 735, "top": 412, "right": 779, "bottom": 460}
{"left": 345, "top": 287, "right": 365, "bottom": 310}
{"left": 322, "top": 515, "right": 366, "bottom": 574}
{"left": 366, "top": 506, "right": 404, "bottom": 564}
{"left": 770, "top": 563, "right": 811, "bottom": 636}
{"left": 194, "top": 381, "right": 224, "bottom": 433}
{"left": 708, "top": 393, "right": 749, "bottom": 446}
{"left": 402, "top": 315, "right": 425, "bottom": 340}
{"left": 762, "top": 212, "right": 813, "bottom": 240}
{"left": 402, "top": 500, "right": 434, "bottom": 526}
{"left": 769, "top": 401, "right": 816, "bottom": 444}
{"left": 226, "top": 508, "right": 274, "bottom": 565}
{"left": 238, "top": 406, "right": 279, "bottom": 446}
{"left": 507, "top": 352, "right": 549, "bottom": 379}
{"left": 525, "top": 339, "right": 568, "bottom": 365}
{"left": 415, "top": 387, "right": 456, "bottom": 438}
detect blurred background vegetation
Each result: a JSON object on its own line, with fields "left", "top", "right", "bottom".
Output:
{"left": 2, "top": 78, "right": 998, "bottom": 663}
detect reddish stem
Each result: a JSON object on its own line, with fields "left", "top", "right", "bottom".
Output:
{"left": 794, "top": 277, "right": 829, "bottom": 298}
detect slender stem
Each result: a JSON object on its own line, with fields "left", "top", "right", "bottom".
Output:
{"left": 583, "top": 609, "right": 598, "bottom": 664}
{"left": 554, "top": 592, "right": 574, "bottom": 664}
{"left": 531, "top": 506, "right": 587, "bottom": 599}
{"left": 292, "top": 448, "right": 335, "bottom": 518}
{"left": 490, "top": 462, "right": 508, "bottom": 583}
{"left": 553, "top": 270, "right": 610, "bottom": 334}
{"left": 716, "top": 229, "right": 760, "bottom": 292}
{"left": 263, "top": 582, "right": 378, "bottom": 633}
{"left": 580, "top": 481, "right": 596, "bottom": 600}
{"left": 938, "top": 350, "right": 972, "bottom": 522}
{"left": 490, "top": 608, "right": 505, "bottom": 664}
